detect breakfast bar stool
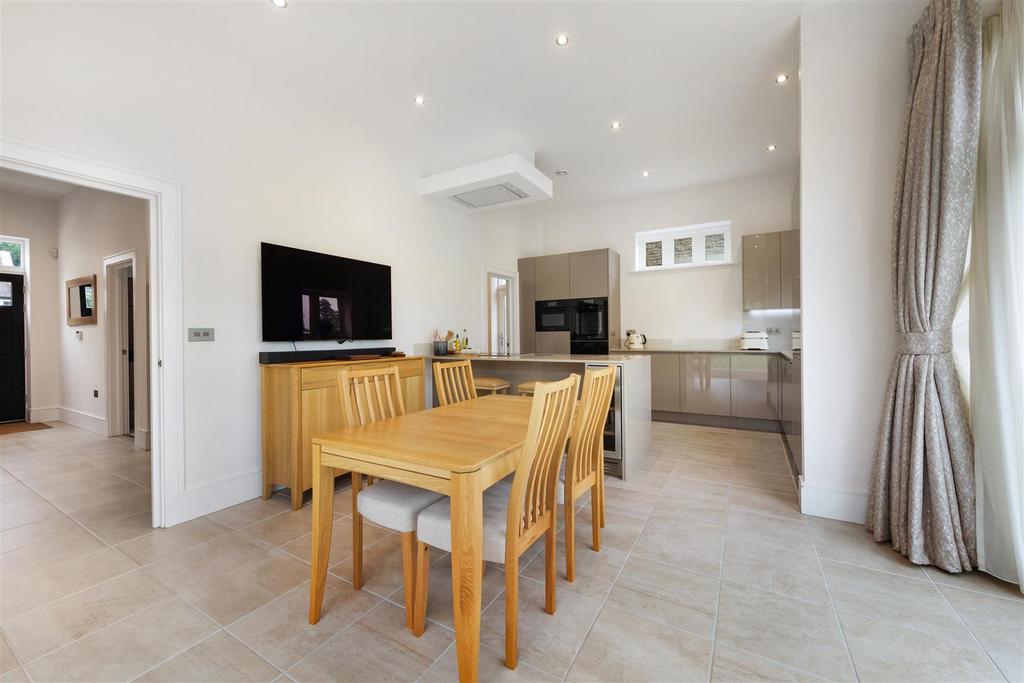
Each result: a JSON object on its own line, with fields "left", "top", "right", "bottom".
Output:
{"left": 516, "top": 380, "right": 537, "bottom": 396}
{"left": 474, "top": 376, "right": 510, "bottom": 395}
{"left": 338, "top": 367, "right": 444, "bottom": 632}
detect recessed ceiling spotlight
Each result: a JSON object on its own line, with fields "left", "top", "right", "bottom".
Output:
{"left": 555, "top": 34, "right": 570, "bottom": 46}
{"left": 555, "top": 169, "right": 568, "bottom": 176}
{"left": 610, "top": 121, "right": 622, "bottom": 130}
{"left": 413, "top": 95, "right": 426, "bottom": 106}
{"left": 642, "top": 170, "right": 650, "bottom": 177}
{"left": 766, "top": 144, "right": 777, "bottom": 152}
{"left": 270, "top": 0, "right": 287, "bottom": 8}
{"left": 775, "top": 73, "right": 788, "bottom": 84}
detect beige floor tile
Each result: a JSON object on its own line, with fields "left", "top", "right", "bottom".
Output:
{"left": 480, "top": 576, "right": 601, "bottom": 678}
{"left": 25, "top": 596, "right": 217, "bottom": 682}
{"left": 715, "top": 582, "right": 854, "bottom": 680}
{"left": 116, "top": 516, "right": 231, "bottom": 565}
{"left": 1, "top": 546, "right": 136, "bottom": 620}
{"left": 924, "top": 566, "right": 1024, "bottom": 601}
{"left": 230, "top": 576, "right": 379, "bottom": 670}
{"left": 632, "top": 516, "right": 724, "bottom": 577}
{"left": 839, "top": 610, "right": 1003, "bottom": 683}
{"left": 658, "top": 476, "right": 731, "bottom": 507}
{"left": 939, "top": 585, "right": 1024, "bottom": 682}
{"left": 37, "top": 479, "right": 147, "bottom": 515}
{"left": 288, "top": 602, "right": 453, "bottom": 682}
{"left": 3, "top": 569, "right": 172, "bottom": 662}
{"left": 207, "top": 496, "right": 294, "bottom": 530}
{"left": 721, "top": 538, "right": 831, "bottom": 606}
{"left": 597, "top": 485, "right": 658, "bottom": 518}
{"left": 136, "top": 630, "right": 279, "bottom": 682}
{"left": 280, "top": 516, "right": 391, "bottom": 568}
{"left": 822, "top": 559, "right": 971, "bottom": 643}
{"left": 603, "top": 471, "right": 667, "bottom": 495}
{"left": 0, "top": 524, "right": 106, "bottom": 580}
{"left": 651, "top": 496, "right": 728, "bottom": 529}
{"left": 421, "top": 641, "right": 558, "bottom": 682}
{"left": 726, "top": 511, "right": 813, "bottom": 555}
{"left": 808, "top": 517, "right": 926, "bottom": 578}
{"left": 729, "top": 468, "right": 796, "bottom": 495}
{"left": 0, "top": 667, "right": 28, "bottom": 682}
{"left": 607, "top": 555, "right": 719, "bottom": 637}
{"left": 520, "top": 533, "right": 628, "bottom": 602}
{"left": 412, "top": 553, "right": 507, "bottom": 631}
{"left": 144, "top": 532, "right": 271, "bottom": 592}
{"left": 711, "top": 643, "right": 825, "bottom": 681}
{"left": 0, "top": 632, "right": 18, "bottom": 674}
{"left": 567, "top": 605, "right": 712, "bottom": 682}
{"left": 728, "top": 485, "right": 802, "bottom": 520}
{"left": 0, "top": 514, "right": 80, "bottom": 554}
{"left": 0, "top": 497, "right": 63, "bottom": 532}
{"left": 242, "top": 506, "right": 319, "bottom": 548}
{"left": 332, "top": 533, "right": 412, "bottom": 600}
{"left": 86, "top": 510, "right": 153, "bottom": 544}
{"left": 671, "top": 461, "right": 735, "bottom": 485}
{"left": 66, "top": 488, "right": 151, "bottom": 528}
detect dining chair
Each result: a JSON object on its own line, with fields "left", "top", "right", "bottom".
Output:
{"left": 411, "top": 373, "right": 580, "bottom": 669}
{"left": 433, "top": 360, "right": 477, "bottom": 406}
{"left": 338, "top": 366, "right": 444, "bottom": 631}
{"left": 558, "top": 366, "right": 616, "bottom": 582}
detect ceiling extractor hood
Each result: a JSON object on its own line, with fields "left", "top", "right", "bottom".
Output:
{"left": 418, "top": 152, "right": 553, "bottom": 213}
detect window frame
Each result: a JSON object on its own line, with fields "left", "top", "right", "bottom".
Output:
{"left": 634, "top": 221, "right": 733, "bottom": 272}
{"left": 0, "top": 235, "right": 28, "bottom": 274}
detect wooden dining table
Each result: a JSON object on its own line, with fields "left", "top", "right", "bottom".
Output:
{"left": 307, "top": 393, "right": 534, "bottom": 683}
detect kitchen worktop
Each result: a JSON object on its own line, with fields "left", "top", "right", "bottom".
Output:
{"left": 430, "top": 353, "right": 644, "bottom": 365}
{"left": 617, "top": 344, "right": 795, "bottom": 361}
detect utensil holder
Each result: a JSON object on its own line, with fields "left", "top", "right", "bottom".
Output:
{"left": 433, "top": 341, "right": 448, "bottom": 356}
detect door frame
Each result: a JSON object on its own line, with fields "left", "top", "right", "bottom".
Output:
{"left": 103, "top": 250, "right": 138, "bottom": 444}
{"left": 0, "top": 138, "right": 183, "bottom": 528}
{"left": 0, "top": 235, "right": 30, "bottom": 420}
{"left": 481, "top": 264, "right": 518, "bottom": 355}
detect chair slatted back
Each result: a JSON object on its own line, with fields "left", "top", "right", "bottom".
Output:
{"left": 506, "top": 374, "right": 579, "bottom": 547}
{"left": 433, "top": 360, "right": 478, "bottom": 406}
{"left": 338, "top": 366, "right": 406, "bottom": 428}
{"left": 567, "top": 366, "right": 616, "bottom": 487}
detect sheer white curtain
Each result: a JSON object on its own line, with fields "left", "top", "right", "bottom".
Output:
{"left": 971, "top": 0, "right": 1023, "bottom": 589}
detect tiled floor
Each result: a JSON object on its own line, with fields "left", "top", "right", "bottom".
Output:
{"left": 1, "top": 421, "right": 1021, "bottom": 682}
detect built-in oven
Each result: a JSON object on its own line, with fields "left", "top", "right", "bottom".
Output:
{"left": 535, "top": 299, "right": 573, "bottom": 332}
{"left": 570, "top": 298, "right": 608, "bottom": 354}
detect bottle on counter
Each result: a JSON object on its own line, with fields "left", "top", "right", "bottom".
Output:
{"left": 463, "top": 328, "right": 469, "bottom": 349}
{"left": 454, "top": 335, "right": 461, "bottom": 352}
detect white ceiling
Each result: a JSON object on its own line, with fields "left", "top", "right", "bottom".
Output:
{"left": 183, "top": 1, "right": 803, "bottom": 206}
{"left": 0, "top": 169, "right": 77, "bottom": 199}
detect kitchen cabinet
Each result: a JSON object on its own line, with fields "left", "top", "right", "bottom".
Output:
{"left": 742, "top": 232, "right": 782, "bottom": 311}
{"left": 518, "top": 257, "right": 536, "bottom": 353}
{"left": 781, "top": 229, "right": 800, "bottom": 309}
{"left": 534, "top": 253, "right": 570, "bottom": 301}
{"left": 730, "top": 354, "right": 776, "bottom": 419}
{"left": 535, "top": 330, "right": 570, "bottom": 355}
{"left": 781, "top": 354, "right": 802, "bottom": 473}
{"left": 569, "top": 249, "right": 609, "bottom": 298}
{"left": 651, "top": 353, "right": 681, "bottom": 412}
{"left": 680, "top": 353, "right": 731, "bottom": 416}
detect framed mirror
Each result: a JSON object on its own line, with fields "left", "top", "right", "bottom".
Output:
{"left": 66, "top": 275, "right": 97, "bottom": 326}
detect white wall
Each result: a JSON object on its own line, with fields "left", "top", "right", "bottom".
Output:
{"left": 0, "top": 2, "right": 545, "bottom": 519}
{"left": 56, "top": 187, "right": 149, "bottom": 436}
{"left": 799, "top": 0, "right": 926, "bottom": 522}
{"left": 531, "top": 170, "right": 796, "bottom": 342}
{"left": 0, "top": 189, "right": 60, "bottom": 421}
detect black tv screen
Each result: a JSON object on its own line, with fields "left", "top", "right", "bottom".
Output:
{"left": 261, "top": 242, "right": 392, "bottom": 342}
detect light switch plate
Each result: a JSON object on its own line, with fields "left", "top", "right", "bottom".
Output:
{"left": 188, "top": 328, "right": 215, "bottom": 342}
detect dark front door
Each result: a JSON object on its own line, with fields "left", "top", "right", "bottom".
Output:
{"left": 0, "top": 273, "right": 26, "bottom": 423}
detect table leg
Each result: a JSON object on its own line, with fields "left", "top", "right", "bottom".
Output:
{"left": 308, "top": 444, "right": 335, "bottom": 624}
{"left": 449, "top": 470, "right": 483, "bottom": 683}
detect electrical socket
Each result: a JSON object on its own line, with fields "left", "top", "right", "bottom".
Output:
{"left": 93, "top": 389, "right": 99, "bottom": 398}
{"left": 767, "top": 327, "right": 782, "bottom": 335}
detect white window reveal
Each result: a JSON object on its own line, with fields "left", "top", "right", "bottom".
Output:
{"left": 634, "top": 221, "right": 732, "bottom": 272}
{"left": 0, "top": 236, "right": 28, "bottom": 274}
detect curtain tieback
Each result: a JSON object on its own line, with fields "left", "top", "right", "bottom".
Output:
{"left": 896, "top": 329, "right": 952, "bottom": 355}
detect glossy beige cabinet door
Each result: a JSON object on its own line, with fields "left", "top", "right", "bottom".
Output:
{"left": 534, "top": 253, "right": 570, "bottom": 301}
{"left": 518, "top": 257, "right": 536, "bottom": 353}
{"left": 781, "top": 230, "right": 800, "bottom": 309}
{"left": 730, "top": 354, "right": 775, "bottom": 419}
{"left": 742, "top": 232, "right": 781, "bottom": 311}
{"left": 569, "top": 249, "right": 609, "bottom": 298}
{"left": 650, "top": 353, "right": 681, "bottom": 412}
{"left": 681, "top": 353, "right": 731, "bottom": 416}
{"left": 535, "top": 330, "right": 570, "bottom": 355}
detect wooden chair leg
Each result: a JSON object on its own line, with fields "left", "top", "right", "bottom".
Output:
{"left": 591, "top": 483, "right": 601, "bottom": 552}
{"left": 504, "top": 555, "right": 519, "bottom": 670}
{"left": 544, "top": 525, "right": 556, "bottom": 615}
{"left": 412, "top": 542, "right": 429, "bottom": 636}
{"left": 351, "top": 473, "right": 363, "bottom": 590}
{"left": 565, "top": 497, "right": 576, "bottom": 583}
{"left": 597, "top": 471, "right": 606, "bottom": 528}
{"left": 400, "top": 532, "right": 417, "bottom": 631}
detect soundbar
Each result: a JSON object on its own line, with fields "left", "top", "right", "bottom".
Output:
{"left": 258, "top": 347, "right": 397, "bottom": 365}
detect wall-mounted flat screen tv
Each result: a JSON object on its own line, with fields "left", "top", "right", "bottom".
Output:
{"left": 261, "top": 242, "right": 392, "bottom": 342}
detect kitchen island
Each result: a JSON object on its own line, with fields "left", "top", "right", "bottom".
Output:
{"left": 427, "top": 353, "right": 651, "bottom": 481}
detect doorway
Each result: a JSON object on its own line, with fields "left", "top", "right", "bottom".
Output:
{"left": 487, "top": 272, "right": 513, "bottom": 355}
{"left": 0, "top": 271, "right": 26, "bottom": 422}
{"left": 105, "top": 253, "right": 138, "bottom": 441}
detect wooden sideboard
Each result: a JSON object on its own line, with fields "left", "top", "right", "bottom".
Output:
{"left": 260, "top": 356, "right": 426, "bottom": 509}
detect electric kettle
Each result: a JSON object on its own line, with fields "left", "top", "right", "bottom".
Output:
{"left": 624, "top": 330, "right": 647, "bottom": 349}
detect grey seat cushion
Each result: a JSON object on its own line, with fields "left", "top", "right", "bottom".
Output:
{"left": 416, "top": 482, "right": 512, "bottom": 563}
{"left": 356, "top": 480, "right": 445, "bottom": 533}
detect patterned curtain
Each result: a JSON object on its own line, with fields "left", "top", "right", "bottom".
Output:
{"left": 866, "top": 0, "right": 983, "bottom": 572}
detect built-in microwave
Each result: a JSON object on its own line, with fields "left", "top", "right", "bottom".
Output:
{"left": 535, "top": 300, "right": 573, "bottom": 331}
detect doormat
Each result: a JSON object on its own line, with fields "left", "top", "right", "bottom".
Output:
{"left": 0, "top": 421, "right": 52, "bottom": 436}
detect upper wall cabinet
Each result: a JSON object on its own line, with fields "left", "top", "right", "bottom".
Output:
{"left": 518, "top": 257, "right": 536, "bottom": 354}
{"left": 780, "top": 229, "right": 800, "bottom": 309}
{"left": 742, "top": 232, "right": 782, "bottom": 310}
{"left": 534, "top": 253, "right": 570, "bottom": 301}
{"left": 569, "top": 249, "right": 609, "bottom": 299}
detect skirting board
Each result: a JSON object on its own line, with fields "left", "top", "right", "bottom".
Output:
{"left": 135, "top": 428, "right": 151, "bottom": 451}
{"left": 57, "top": 406, "right": 107, "bottom": 435}
{"left": 800, "top": 480, "right": 868, "bottom": 523}
{"left": 29, "top": 406, "right": 59, "bottom": 423}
